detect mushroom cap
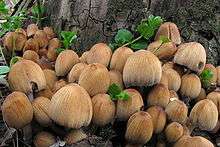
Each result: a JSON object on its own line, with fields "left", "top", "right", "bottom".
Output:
{"left": 33, "top": 30, "right": 49, "bottom": 48}
{"left": 79, "top": 51, "right": 89, "bottom": 63}
{"left": 91, "top": 94, "right": 116, "bottom": 126}
{"left": 116, "top": 89, "right": 144, "bottom": 121}
{"left": 23, "top": 50, "right": 39, "bottom": 62}
{"left": 43, "top": 69, "right": 58, "bottom": 90}
{"left": 206, "top": 91, "right": 220, "bottom": 114}
{"left": 155, "top": 22, "right": 181, "bottom": 45}
{"left": 2, "top": 91, "right": 33, "bottom": 129}
{"left": 203, "top": 64, "right": 217, "bottom": 85}
{"left": 165, "top": 100, "right": 188, "bottom": 124}
{"left": 23, "top": 38, "right": 39, "bottom": 53}
{"left": 37, "top": 86, "right": 53, "bottom": 99}
{"left": 43, "top": 27, "right": 56, "bottom": 40}
{"left": 64, "top": 129, "right": 87, "bottom": 145}
{"left": 55, "top": 50, "right": 79, "bottom": 76}
{"left": 110, "top": 47, "right": 133, "bottom": 73}
{"left": 79, "top": 63, "right": 110, "bottom": 96}
{"left": 52, "top": 79, "right": 67, "bottom": 93}
{"left": 174, "top": 135, "right": 214, "bottom": 147}
{"left": 32, "top": 96, "right": 52, "bottom": 126}
{"left": 162, "top": 61, "right": 184, "bottom": 76}
{"left": 216, "top": 66, "right": 220, "bottom": 86}
{"left": 165, "top": 122, "right": 184, "bottom": 142}
{"left": 146, "top": 106, "right": 166, "bottom": 134}
{"left": 109, "top": 70, "right": 124, "bottom": 89}
{"left": 189, "top": 99, "right": 218, "bottom": 131}
{"left": 34, "top": 131, "right": 56, "bottom": 147}
{"left": 68, "top": 63, "right": 88, "bottom": 83}
{"left": 8, "top": 59, "right": 46, "bottom": 94}
{"left": 47, "top": 38, "right": 61, "bottom": 61}
{"left": 195, "top": 88, "right": 206, "bottom": 102}
{"left": 170, "top": 90, "right": 179, "bottom": 100}
{"left": 180, "top": 74, "right": 201, "bottom": 99}
{"left": 15, "top": 28, "right": 27, "bottom": 37}
{"left": 27, "top": 24, "right": 38, "bottom": 37}
{"left": 159, "top": 71, "right": 169, "bottom": 88}
{"left": 86, "top": 43, "right": 112, "bottom": 67}
{"left": 123, "top": 50, "right": 162, "bottom": 87}
{"left": 125, "top": 111, "right": 153, "bottom": 144}
{"left": 173, "top": 42, "right": 206, "bottom": 73}
{"left": 147, "top": 84, "right": 170, "bottom": 108}
{"left": 163, "top": 68, "right": 181, "bottom": 91}
{"left": 49, "top": 84, "right": 92, "bottom": 128}
{"left": 4, "top": 32, "right": 27, "bottom": 51}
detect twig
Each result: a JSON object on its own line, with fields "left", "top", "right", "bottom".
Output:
{"left": 121, "top": 36, "right": 143, "bottom": 47}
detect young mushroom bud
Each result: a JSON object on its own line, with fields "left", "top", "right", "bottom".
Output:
{"left": 8, "top": 59, "right": 46, "bottom": 94}
{"left": 64, "top": 129, "right": 87, "bottom": 145}
{"left": 33, "top": 30, "right": 49, "bottom": 48}
{"left": 195, "top": 88, "right": 206, "bottom": 102}
{"left": 174, "top": 135, "right": 214, "bottom": 147}
{"left": 203, "top": 64, "right": 217, "bottom": 85}
{"left": 55, "top": 50, "right": 79, "bottom": 76}
{"left": 23, "top": 50, "right": 39, "bottom": 62}
{"left": 206, "top": 91, "right": 220, "bottom": 113}
{"left": 180, "top": 74, "right": 201, "bottom": 99}
{"left": 125, "top": 111, "right": 153, "bottom": 145}
{"left": 155, "top": 22, "right": 181, "bottom": 45}
{"left": 116, "top": 89, "right": 144, "bottom": 121}
{"left": 173, "top": 42, "right": 206, "bottom": 73}
{"left": 34, "top": 131, "right": 56, "bottom": 147}
{"left": 110, "top": 47, "right": 133, "bottom": 73}
{"left": 123, "top": 50, "right": 162, "bottom": 87}
{"left": 43, "top": 69, "right": 58, "bottom": 90}
{"left": 189, "top": 99, "right": 218, "bottom": 131}
{"left": 163, "top": 68, "right": 181, "bottom": 91}
{"left": 2, "top": 91, "right": 33, "bottom": 129}
{"left": 216, "top": 66, "right": 220, "bottom": 86}
{"left": 32, "top": 97, "right": 52, "bottom": 126}
{"left": 165, "top": 122, "right": 183, "bottom": 142}
{"left": 49, "top": 84, "right": 92, "bottom": 128}
{"left": 109, "top": 70, "right": 124, "bottom": 89}
{"left": 79, "top": 63, "right": 110, "bottom": 96}
{"left": 23, "top": 38, "right": 39, "bottom": 53}
{"left": 68, "top": 63, "right": 88, "bottom": 83}
{"left": 79, "top": 51, "right": 89, "bottom": 63}
{"left": 165, "top": 100, "right": 188, "bottom": 124}
{"left": 86, "top": 43, "right": 112, "bottom": 67}
{"left": 147, "top": 84, "right": 170, "bottom": 108}
{"left": 52, "top": 79, "right": 67, "bottom": 93}
{"left": 43, "top": 27, "right": 56, "bottom": 40}
{"left": 47, "top": 38, "right": 61, "bottom": 61}
{"left": 146, "top": 106, "right": 166, "bottom": 134}
{"left": 27, "top": 23, "right": 38, "bottom": 37}
{"left": 159, "top": 71, "right": 169, "bottom": 87}
{"left": 91, "top": 94, "right": 115, "bottom": 126}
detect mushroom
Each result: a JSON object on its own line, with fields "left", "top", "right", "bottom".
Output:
{"left": 195, "top": 88, "right": 206, "bottom": 102}
{"left": 23, "top": 38, "right": 39, "bottom": 53}
{"left": 203, "top": 64, "right": 217, "bottom": 85}
{"left": 147, "top": 84, "right": 170, "bottom": 108}
{"left": 38, "top": 48, "right": 48, "bottom": 57}
{"left": 37, "top": 86, "right": 53, "bottom": 99}
{"left": 173, "top": 42, "right": 206, "bottom": 73}
{"left": 79, "top": 51, "right": 89, "bottom": 63}
{"left": 86, "top": 43, "right": 112, "bottom": 67}
{"left": 33, "top": 30, "right": 49, "bottom": 48}
{"left": 91, "top": 94, "right": 115, "bottom": 126}
{"left": 43, "top": 26, "right": 56, "bottom": 40}
{"left": 125, "top": 111, "right": 153, "bottom": 145}
{"left": 23, "top": 50, "right": 39, "bottom": 62}
{"left": 79, "top": 63, "right": 110, "bottom": 96}
{"left": 159, "top": 71, "right": 169, "bottom": 87}
{"left": 49, "top": 84, "right": 92, "bottom": 128}
{"left": 189, "top": 99, "right": 218, "bottom": 131}
{"left": 146, "top": 106, "right": 166, "bottom": 134}
{"left": 170, "top": 90, "right": 179, "bottom": 100}
{"left": 109, "top": 70, "right": 124, "bottom": 89}
{"left": 110, "top": 47, "right": 133, "bottom": 73}
{"left": 163, "top": 68, "right": 181, "bottom": 91}
{"left": 162, "top": 61, "right": 184, "bottom": 76}
{"left": 64, "top": 129, "right": 87, "bottom": 145}
{"left": 47, "top": 38, "right": 61, "bottom": 61}
{"left": 116, "top": 89, "right": 144, "bottom": 121}
{"left": 165, "top": 122, "right": 184, "bottom": 142}
{"left": 155, "top": 22, "right": 181, "bottom": 45}
{"left": 37, "top": 56, "right": 53, "bottom": 70}
{"left": 8, "top": 59, "right": 46, "bottom": 95}
{"left": 180, "top": 73, "right": 201, "bottom": 99}
{"left": 32, "top": 96, "right": 52, "bottom": 126}
{"left": 55, "top": 50, "right": 79, "bottom": 76}
{"left": 52, "top": 79, "right": 67, "bottom": 93}
{"left": 206, "top": 91, "right": 220, "bottom": 113}
{"left": 123, "top": 50, "right": 162, "bottom": 87}
{"left": 165, "top": 100, "right": 188, "bottom": 124}
{"left": 216, "top": 66, "right": 220, "bottom": 86}
{"left": 27, "top": 24, "right": 38, "bottom": 37}
{"left": 43, "top": 69, "right": 58, "bottom": 90}
{"left": 34, "top": 131, "right": 56, "bottom": 147}
{"left": 2, "top": 91, "right": 33, "bottom": 129}
{"left": 68, "top": 63, "right": 88, "bottom": 83}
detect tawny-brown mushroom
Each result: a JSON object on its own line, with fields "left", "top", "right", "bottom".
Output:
{"left": 79, "top": 51, "right": 89, "bottom": 63}
{"left": 68, "top": 63, "right": 88, "bottom": 83}
{"left": 33, "top": 30, "right": 49, "bottom": 48}
{"left": 23, "top": 38, "right": 39, "bottom": 53}
{"left": 23, "top": 50, "right": 39, "bottom": 62}
{"left": 52, "top": 79, "right": 67, "bottom": 93}
{"left": 165, "top": 122, "right": 184, "bottom": 142}
{"left": 109, "top": 70, "right": 124, "bottom": 89}
{"left": 64, "top": 129, "right": 87, "bottom": 145}
{"left": 207, "top": 91, "right": 220, "bottom": 113}
{"left": 34, "top": 131, "right": 56, "bottom": 147}
{"left": 27, "top": 24, "right": 38, "bottom": 37}
{"left": 163, "top": 68, "right": 181, "bottom": 91}
{"left": 43, "top": 27, "right": 56, "bottom": 40}
{"left": 43, "top": 69, "right": 58, "bottom": 90}
{"left": 216, "top": 66, "right": 220, "bottom": 86}
{"left": 195, "top": 88, "right": 206, "bottom": 102}
{"left": 47, "top": 38, "right": 61, "bottom": 61}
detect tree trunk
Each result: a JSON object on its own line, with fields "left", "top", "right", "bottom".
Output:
{"left": 45, "top": 0, "right": 220, "bottom": 65}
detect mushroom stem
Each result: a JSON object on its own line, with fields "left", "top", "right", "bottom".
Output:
{"left": 22, "top": 124, "right": 32, "bottom": 144}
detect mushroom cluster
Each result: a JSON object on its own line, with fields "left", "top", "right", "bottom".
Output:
{"left": 1, "top": 21, "right": 219, "bottom": 146}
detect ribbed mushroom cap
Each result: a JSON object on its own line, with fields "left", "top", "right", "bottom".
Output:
{"left": 116, "top": 89, "right": 144, "bottom": 121}
{"left": 34, "top": 131, "right": 56, "bottom": 147}
{"left": 163, "top": 68, "right": 181, "bottom": 91}
{"left": 216, "top": 66, "right": 220, "bottom": 86}
{"left": 8, "top": 59, "right": 46, "bottom": 94}
{"left": 52, "top": 79, "right": 67, "bottom": 93}
{"left": 86, "top": 43, "right": 112, "bottom": 67}
{"left": 162, "top": 61, "right": 184, "bottom": 76}
{"left": 2, "top": 91, "right": 33, "bottom": 129}
{"left": 64, "top": 129, "right": 87, "bottom": 145}
{"left": 207, "top": 91, "right": 220, "bottom": 113}
{"left": 43, "top": 27, "right": 56, "bottom": 40}
{"left": 15, "top": 28, "right": 27, "bottom": 37}
{"left": 173, "top": 42, "right": 206, "bottom": 73}
{"left": 49, "top": 84, "right": 92, "bottom": 128}
{"left": 110, "top": 47, "right": 133, "bottom": 73}
{"left": 27, "top": 24, "right": 38, "bottom": 37}
{"left": 23, "top": 38, "right": 39, "bottom": 53}
{"left": 79, "top": 51, "right": 89, "bottom": 63}
{"left": 37, "top": 86, "right": 53, "bottom": 99}
{"left": 189, "top": 99, "right": 218, "bottom": 131}
{"left": 23, "top": 50, "right": 39, "bottom": 62}
{"left": 165, "top": 122, "right": 183, "bottom": 142}
{"left": 109, "top": 70, "right": 124, "bottom": 89}
{"left": 33, "top": 30, "right": 49, "bottom": 48}
{"left": 68, "top": 63, "right": 88, "bottom": 83}
{"left": 123, "top": 50, "right": 162, "bottom": 87}
{"left": 159, "top": 71, "right": 169, "bottom": 87}
{"left": 79, "top": 63, "right": 110, "bottom": 96}
{"left": 47, "top": 38, "right": 60, "bottom": 61}
{"left": 43, "top": 69, "right": 58, "bottom": 90}
{"left": 195, "top": 88, "right": 206, "bottom": 102}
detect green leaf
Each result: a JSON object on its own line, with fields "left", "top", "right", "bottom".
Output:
{"left": 56, "top": 48, "right": 65, "bottom": 54}
{"left": 61, "top": 31, "right": 77, "bottom": 49}
{"left": 0, "top": 66, "right": 10, "bottom": 75}
{"left": 115, "top": 92, "right": 130, "bottom": 100}
{"left": 130, "top": 39, "right": 148, "bottom": 50}
{"left": 114, "top": 29, "right": 133, "bottom": 45}
{"left": 10, "top": 56, "right": 21, "bottom": 67}
{"left": 199, "top": 69, "right": 214, "bottom": 88}
{"left": 108, "top": 83, "right": 130, "bottom": 101}
{"left": 0, "top": 1, "right": 8, "bottom": 14}
{"left": 159, "top": 36, "right": 171, "bottom": 44}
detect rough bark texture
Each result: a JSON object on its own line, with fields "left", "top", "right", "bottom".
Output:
{"left": 45, "top": 0, "right": 220, "bottom": 64}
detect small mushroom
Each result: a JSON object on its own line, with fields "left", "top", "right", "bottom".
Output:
{"left": 23, "top": 38, "right": 39, "bottom": 53}
{"left": 163, "top": 68, "right": 181, "bottom": 91}
{"left": 165, "top": 122, "right": 184, "bottom": 142}
{"left": 15, "top": 28, "right": 27, "bottom": 37}
{"left": 37, "top": 86, "right": 53, "bottom": 99}
{"left": 195, "top": 88, "right": 206, "bottom": 102}
{"left": 38, "top": 48, "right": 48, "bottom": 57}
{"left": 116, "top": 89, "right": 144, "bottom": 121}
{"left": 86, "top": 43, "right": 112, "bottom": 67}
{"left": 123, "top": 50, "right": 162, "bottom": 87}
{"left": 170, "top": 90, "right": 179, "bottom": 100}
{"left": 110, "top": 47, "right": 133, "bottom": 73}
{"left": 216, "top": 66, "right": 220, "bottom": 86}
{"left": 207, "top": 91, "right": 220, "bottom": 113}
{"left": 109, "top": 70, "right": 124, "bottom": 89}
{"left": 125, "top": 111, "right": 153, "bottom": 145}
{"left": 68, "top": 63, "right": 88, "bottom": 83}
{"left": 27, "top": 24, "right": 38, "bottom": 37}
{"left": 159, "top": 71, "right": 169, "bottom": 87}
{"left": 91, "top": 94, "right": 116, "bottom": 126}
{"left": 43, "top": 69, "right": 58, "bottom": 90}
{"left": 79, "top": 51, "right": 89, "bottom": 63}
{"left": 23, "top": 50, "right": 39, "bottom": 62}
{"left": 203, "top": 64, "right": 217, "bottom": 85}
{"left": 33, "top": 30, "right": 49, "bottom": 48}
{"left": 173, "top": 42, "right": 206, "bottom": 73}
{"left": 55, "top": 50, "right": 79, "bottom": 76}
{"left": 155, "top": 22, "right": 181, "bottom": 45}
{"left": 43, "top": 27, "right": 56, "bottom": 40}
{"left": 47, "top": 38, "right": 61, "bottom": 61}
{"left": 34, "top": 131, "right": 56, "bottom": 147}
{"left": 79, "top": 63, "right": 110, "bottom": 96}
{"left": 146, "top": 106, "right": 166, "bottom": 134}
{"left": 64, "top": 129, "right": 87, "bottom": 145}
{"left": 162, "top": 61, "right": 184, "bottom": 76}
{"left": 52, "top": 79, "right": 67, "bottom": 93}
{"left": 37, "top": 56, "right": 53, "bottom": 70}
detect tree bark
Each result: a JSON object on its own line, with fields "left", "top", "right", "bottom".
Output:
{"left": 45, "top": 0, "right": 220, "bottom": 65}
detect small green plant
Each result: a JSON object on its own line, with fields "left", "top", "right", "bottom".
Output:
{"left": 0, "top": 66, "right": 10, "bottom": 79}
{"left": 30, "top": 2, "right": 46, "bottom": 25}
{"left": 199, "top": 69, "right": 214, "bottom": 88}
{"left": 109, "top": 15, "right": 163, "bottom": 51}
{"left": 108, "top": 83, "right": 130, "bottom": 101}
